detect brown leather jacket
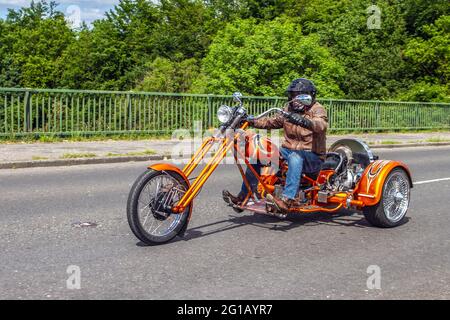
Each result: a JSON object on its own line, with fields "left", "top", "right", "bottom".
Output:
{"left": 252, "top": 102, "right": 328, "bottom": 155}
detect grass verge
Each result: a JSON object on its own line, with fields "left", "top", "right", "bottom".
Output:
{"left": 380, "top": 140, "right": 403, "bottom": 145}
{"left": 31, "top": 156, "right": 49, "bottom": 161}
{"left": 425, "top": 137, "right": 450, "bottom": 143}
{"left": 60, "top": 153, "right": 97, "bottom": 159}
{"left": 106, "top": 149, "right": 157, "bottom": 157}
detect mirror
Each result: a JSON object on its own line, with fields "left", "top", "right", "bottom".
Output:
{"left": 295, "top": 94, "right": 313, "bottom": 106}
{"left": 233, "top": 92, "right": 243, "bottom": 103}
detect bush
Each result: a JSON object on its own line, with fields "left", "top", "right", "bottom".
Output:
{"left": 135, "top": 57, "right": 201, "bottom": 93}
{"left": 200, "top": 17, "right": 345, "bottom": 98}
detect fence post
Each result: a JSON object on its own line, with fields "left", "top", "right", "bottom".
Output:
{"left": 127, "top": 92, "right": 132, "bottom": 131}
{"left": 328, "top": 99, "right": 333, "bottom": 129}
{"left": 376, "top": 101, "right": 380, "bottom": 129}
{"left": 415, "top": 103, "right": 419, "bottom": 128}
{"left": 207, "top": 94, "right": 213, "bottom": 128}
{"left": 24, "top": 89, "right": 31, "bottom": 132}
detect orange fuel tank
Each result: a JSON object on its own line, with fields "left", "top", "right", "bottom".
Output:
{"left": 243, "top": 132, "right": 280, "bottom": 166}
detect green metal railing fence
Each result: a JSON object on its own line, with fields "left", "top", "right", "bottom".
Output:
{"left": 0, "top": 87, "right": 449, "bottom": 137}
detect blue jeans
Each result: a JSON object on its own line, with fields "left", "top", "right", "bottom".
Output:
{"left": 240, "top": 148, "right": 323, "bottom": 200}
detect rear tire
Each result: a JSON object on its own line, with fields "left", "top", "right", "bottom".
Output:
{"left": 127, "top": 170, "right": 191, "bottom": 245}
{"left": 363, "top": 168, "right": 410, "bottom": 228}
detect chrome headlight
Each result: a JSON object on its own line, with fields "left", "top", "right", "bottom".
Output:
{"left": 217, "top": 105, "right": 233, "bottom": 124}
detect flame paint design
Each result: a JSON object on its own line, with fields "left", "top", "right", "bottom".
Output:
{"left": 366, "top": 160, "right": 390, "bottom": 193}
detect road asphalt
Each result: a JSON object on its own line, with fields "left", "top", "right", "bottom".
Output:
{"left": 1, "top": 131, "right": 450, "bottom": 169}
{"left": 0, "top": 145, "right": 449, "bottom": 300}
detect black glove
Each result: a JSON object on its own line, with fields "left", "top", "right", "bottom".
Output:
{"left": 287, "top": 113, "right": 313, "bottom": 130}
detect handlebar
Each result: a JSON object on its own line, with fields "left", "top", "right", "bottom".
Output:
{"left": 249, "top": 107, "right": 290, "bottom": 121}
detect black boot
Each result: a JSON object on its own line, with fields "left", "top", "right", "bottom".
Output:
{"left": 222, "top": 190, "right": 245, "bottom": 206}
{"left": 266, "top": 194, "right": 292, "bottom": 213}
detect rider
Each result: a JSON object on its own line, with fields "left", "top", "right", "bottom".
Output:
{"left": 223, "top": 78, "right": 328, "bottom": 212}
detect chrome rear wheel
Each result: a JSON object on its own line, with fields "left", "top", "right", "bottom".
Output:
{"left": 363, "top": 168, "right": 411, "bottom": 228}
{"left": 382, "top": 171, "right": 410, "bottom": 223}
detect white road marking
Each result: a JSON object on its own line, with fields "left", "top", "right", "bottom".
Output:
{"left": 414, "top": 177, "right": 450, "bottom": 185}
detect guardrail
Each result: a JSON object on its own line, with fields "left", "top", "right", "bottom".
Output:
{"left": 0, "top": 87, "right": 449, "bottom": 137}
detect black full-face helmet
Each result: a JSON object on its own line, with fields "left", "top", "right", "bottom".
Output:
{"left": 287, "top": 78, "right": 317, "bottom": 113}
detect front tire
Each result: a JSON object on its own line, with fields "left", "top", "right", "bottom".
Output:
{"left": 363, "top": 168, "right": 411, "bottom": 228}
{"left": 127, "top": 170, "right": 191, "bottom": 245}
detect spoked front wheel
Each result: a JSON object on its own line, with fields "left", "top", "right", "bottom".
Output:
{"left": 127, "top": 170, "right": 191, "bottom": 245}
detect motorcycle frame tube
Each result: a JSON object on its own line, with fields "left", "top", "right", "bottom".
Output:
{"left": 232, "top": 141, "right": 255, "bottom": 204}
{"left": 182, "top": 137, "right": 221, "bottom": 178}
{"left": 173, "top": 139, "right": 229, "bottom": 212}
{"left": 173, "top": 123, "right": 250, "bottom": 213}
{"left": 232, "top": 140, "right": 275, "bottom": 206}
{"left": 290, "top": 203, "right": 344, "bottom": 214}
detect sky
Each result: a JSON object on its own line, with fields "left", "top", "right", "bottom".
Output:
{"left": 0, "top": 0, "right": 121, "bottom": 25}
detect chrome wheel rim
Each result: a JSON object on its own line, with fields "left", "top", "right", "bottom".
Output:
{"left": 138, "top": 174, "right": 186, "bottom": 237}
{"left": 383, "top": 172, "right": 410, "bottom": 223}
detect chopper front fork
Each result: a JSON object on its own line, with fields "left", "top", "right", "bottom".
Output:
{"left": 172, "top": 123, "right": 250, "bottom": 213}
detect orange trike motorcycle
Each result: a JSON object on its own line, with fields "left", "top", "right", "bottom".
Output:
{"left": 127, "top": 93, "right": 413, "bottom": 245}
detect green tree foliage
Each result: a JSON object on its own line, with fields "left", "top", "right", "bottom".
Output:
{"left": 58, "top": 0, "right": 162, "bottom": 90}
{"left": 401, "top": 15, "right": 450, "bottom": 102}
{"left": 201, "top": 18, "right": 344, "bottom": 97}
{"left": 57, "top": 21, "right": 129, "bottom": 90}
{"left": 0, "top": 0, "right": 448, "bottom": 102}
{"left": 135, "top": 57, "right": 201, "bottom": 93}
{"left": 285, "top": 0, "right": 413, "bottom": 100}
{"left": 401, "top": 0, "right": 450, "bottom": 36}
{"left": 0, "top": 1, "right": 74, "bottom": 88}
{"left": 205, "top": 0, "right": 295, "bottom": 21}
{"left": 152, "top": 0, "right": 220, "bottom": 60}
{"left": 56, "top": 0, "right": 220, "bottom": 90}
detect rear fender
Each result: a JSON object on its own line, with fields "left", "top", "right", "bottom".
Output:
{"left": 355, "top": 160, "right": 413, "bottom": 207}
{"left": 148, "top": 163, "right": 193, "bottom": 236}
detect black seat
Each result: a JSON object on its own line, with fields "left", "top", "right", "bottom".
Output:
{"left": 277, "top": 153, "right": 339, "bottom": 180}
{"left": 321, "top": 158, "right": 340, "bottom": 171}
{"left": 321, "top": 153, "right": 344, "bottom": 171}
{"left": 304, "top": 171, "right": 320, "bottom": 181}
